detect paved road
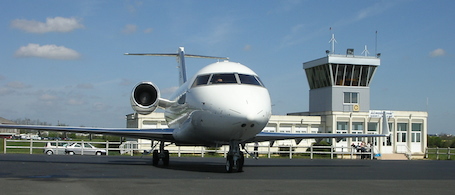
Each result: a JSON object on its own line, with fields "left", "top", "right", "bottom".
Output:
{"left": 0, "top": 154, "right": 454, "bottom": 194}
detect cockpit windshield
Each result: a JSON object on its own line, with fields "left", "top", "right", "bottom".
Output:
{"left": 210, "top": 74, "right": 237, "bottom": 84}
{"left": 191, "top": 73, "right": 264, "bottom": 88}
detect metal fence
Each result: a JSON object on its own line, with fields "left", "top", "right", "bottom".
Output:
{"left": 2, "top": 139, "right": 122, "bottom": 155}
{"left": 425, "top": 147, "right": 454, "bottom": 160}
{"left": 2, "top": 139, "right": 376, "bottom": 159}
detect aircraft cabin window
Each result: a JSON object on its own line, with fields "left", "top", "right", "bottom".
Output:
{"left": 210, "top": 74, "right": 238, "bottom": 84}
{"left": 238, "top": 74, "right": 263, "bottom": 86}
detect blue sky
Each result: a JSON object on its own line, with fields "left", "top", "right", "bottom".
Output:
{"left": 0, "top": 0, "right": 454, "bottom": 134}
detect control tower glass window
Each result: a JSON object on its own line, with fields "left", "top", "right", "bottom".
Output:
{"left": 305, "top": 64, "right": 331, "bottom": 89}
{"left": 305, "top": 64, "right": 377, "bottom": 89}
{"left": 332, "top": 64, "right": 376, "bottom": 87}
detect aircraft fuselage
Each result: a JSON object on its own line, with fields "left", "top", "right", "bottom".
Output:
{"left": 164, "top": 61, "right": 272, "bottom": 146}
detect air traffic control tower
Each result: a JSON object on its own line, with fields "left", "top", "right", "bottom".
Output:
{"left": 303, "top": 49, "right": 380, "bottom": 113}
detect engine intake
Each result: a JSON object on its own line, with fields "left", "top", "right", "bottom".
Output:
{"left": 131, "top": 82, "right": 160, "bottom": 115}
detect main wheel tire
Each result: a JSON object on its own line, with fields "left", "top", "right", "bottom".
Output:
{"left": 237, "top": 152, "right": 245, "bottom": 172}
{"left": 163, "top": 150, "right": 170, "bottom": 166}
{"left": 226, "top": 155, "right": 235, "bottom": 173}
{"left": 45, "top": 150, "right": 53, "bottom": 155}
{"left": 96, "top": 151, "right": 102, "bottom": 156}
{"left": 152, "top": 150, "right": 159, "bottom": 166}
{"left": 68, "top": 151, "right": 75, "bottom": 155}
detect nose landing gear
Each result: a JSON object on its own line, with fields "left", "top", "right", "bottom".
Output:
{"left": 226, "top": 141, "right": 244, "bottom": 173}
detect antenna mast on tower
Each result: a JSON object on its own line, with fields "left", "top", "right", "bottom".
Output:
{"left": 362, "top": 45, "right": 370, "bottom": 56}
{"left": 328, "top": 27, "right": 337, "bottom": 54}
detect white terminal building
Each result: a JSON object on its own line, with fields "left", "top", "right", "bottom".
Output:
{"left": 126, "top": 48, "right": 428, "bottom": 159}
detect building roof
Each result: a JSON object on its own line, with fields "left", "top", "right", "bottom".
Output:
{"left": 0, "top": 117, "right": 18, "bottom": 134}
{"left": 0, "top": 117, "right": 15, "bottom": 125}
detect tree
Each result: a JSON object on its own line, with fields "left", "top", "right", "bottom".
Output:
{"left": 427, "top": 136, "right": 443, "bottom": 148}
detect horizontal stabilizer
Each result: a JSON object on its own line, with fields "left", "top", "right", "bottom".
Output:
{"left": 124, "top": 53, "right": 229, "bottom": 60}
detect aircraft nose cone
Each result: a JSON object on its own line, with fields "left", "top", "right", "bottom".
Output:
{"left": 239, "top": 109, "right": 268, "bottom": 128}
{"left": 246, "top": 113, "right": 256, "bottom": 123}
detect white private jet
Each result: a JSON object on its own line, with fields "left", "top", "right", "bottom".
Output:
{"left": 0, "top": 47, "right": 389, "bottom": 172}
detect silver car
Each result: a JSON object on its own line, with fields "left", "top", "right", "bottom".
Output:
{"left": 43, "top": 142, "right": 70, "bottom": 155}
{"left": 65, "top": 142, "right": 107, "bottom": 155}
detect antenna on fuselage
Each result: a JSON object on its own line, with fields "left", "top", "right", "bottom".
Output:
{"left": 125, "top": 47, "right": 229, "bottom": 85}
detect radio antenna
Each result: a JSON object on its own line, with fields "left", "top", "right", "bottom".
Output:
{"left": 328, "top": 27, "right": 337, "bottom": 54}
{"left": 375, "top": 30, "right": 378, "bottom": 55}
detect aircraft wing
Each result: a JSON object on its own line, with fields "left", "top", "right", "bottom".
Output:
{"left": 0, "top": 124, "right": 175, "bottom": 142}
{"left": 246, "top": 132, "right": 389, "bottom": 145}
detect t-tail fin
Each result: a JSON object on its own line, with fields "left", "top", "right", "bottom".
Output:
{"left": 177, "top": 47, "right": 187, "bottom": 85}
{"left": 125, "top": 47, "right": 229, "bottom": 86}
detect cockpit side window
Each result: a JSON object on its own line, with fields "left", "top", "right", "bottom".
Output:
{"left": 191, "top": 74, "right": 211, "bottom": 87}
{"left": 238, "top": 74, "right": 263, "bottom": 87}
{"left": 210, "top": 74, "right": 238, "bottom": 84}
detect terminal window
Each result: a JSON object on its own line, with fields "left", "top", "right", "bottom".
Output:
{"left": 352, "top": 122, "right": 364, "bottom": 142}
{"left": 386, "top": 123, "right": 393, "bottom": 146}
{"left": 344, "top": 92, "right": 359, "bottom": 104}
{"left": 412, "top": 123, "right": 422, "bottom": 143}
{"left": 337, "top": 122, "right": 348, "bottom": 142}
{"left": 397, "top": 123, "right": 408, "bottom": 142}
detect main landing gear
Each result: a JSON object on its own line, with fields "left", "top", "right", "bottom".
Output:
{"left": 226, "top": 141, "right": 245, "bottom": 173}
{"left": 152, "top": 141, "right": 170, "bottom": 166}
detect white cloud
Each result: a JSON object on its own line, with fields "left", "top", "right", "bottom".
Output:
{"left": 0, "top": 88, "right": 13, "bottom": 96}
{"left": 15, "top": 43, "right": 81, "bottom": 60}
{"left": 243, "top": 45, "right": 252, "bottom": 51}
{"left": 280, "top": 24, "right": 306, "bottom": 48}
{"left": 161, "top": 86, "right": 179, "bottom": 95}
{"left": 356, "top": 2, "right": 397, "bottom": 21}
{"left": 77, "top": 83, "right": 94, "bottom": 89}
{"left": 11, "top": 17, "right": 84, "bottom": 33}
{"left": 68, "top": 98, "right": 84, "bottom": 105}
{"left": 39, "top": 94, "right": 57, "bottom": 101}
{"left": 119, "top": 79, "right": 132, "bottom": 86}
{"left": 429, "top": 48, "right": 446, "bottom": 57}
{"left": 122, "top": 24, "right": 137, "bottom": 34}
{"left": 126, "top": 1, "right": 143, "bottom": 13}
{"left": 144, "top": 27, "right": 153, "bottom": 34}
{"left": 192, "top": 20, "right": 236, "bottom": 46}
{"left": 93, "top": 102, "right": 109, "bottom": 111}
{"left": 268, "top": 0, "right": 302, "bottom": 14}
{"left": 7, "top": 81, "right": 31, "bottom": 89}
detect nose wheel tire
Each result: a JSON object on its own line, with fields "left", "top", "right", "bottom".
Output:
{"left": 226, "top": 155, "right": 235, "bottom": 172}
{"left": 226, "top": 152, "right": 244, "bottom": 173}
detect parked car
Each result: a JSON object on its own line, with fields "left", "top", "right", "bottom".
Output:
{"left": 65, "top": 142, "right": 107, "bottom": 155}
{"left": 43, "top": 142, "right": 70, "bottom": 155}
